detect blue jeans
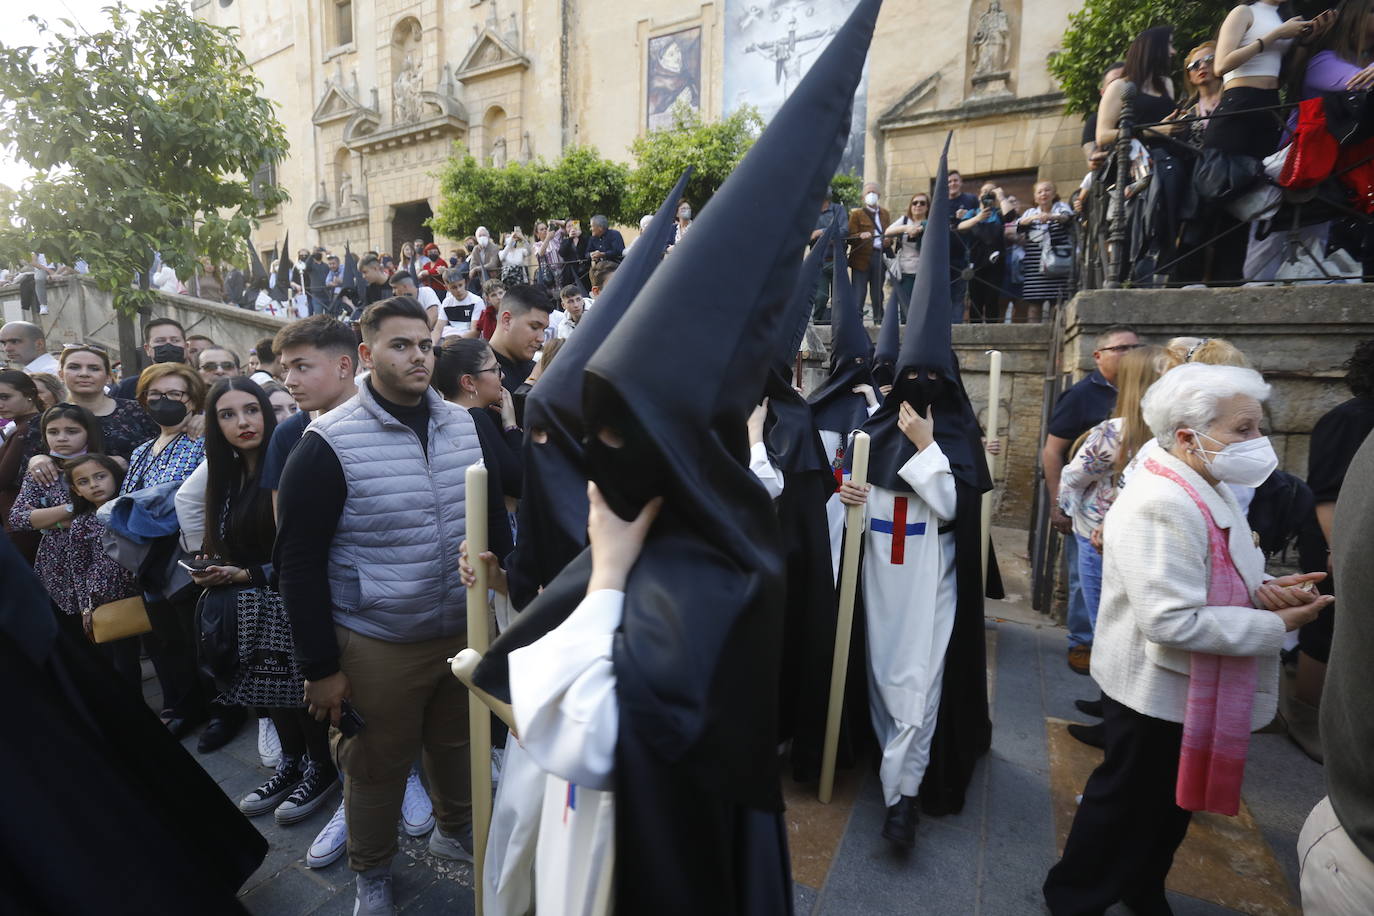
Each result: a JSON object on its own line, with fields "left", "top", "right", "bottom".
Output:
{"left": 1073, "top": 533, "right": 1103, "bottom": 646}
{"left": 949, "top": 274, "right": 968, "bottom": 324}
{"left": 1064, "top": 533, "right": 1090, "bottom": 648}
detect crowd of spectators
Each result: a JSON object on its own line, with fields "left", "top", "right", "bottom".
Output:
{"left": 1079, "top": 1, "right": 1374, "bottom": 288}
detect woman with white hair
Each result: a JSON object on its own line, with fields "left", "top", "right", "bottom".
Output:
{"left": 1043, "top": 363, "right": 1333, "bottom": 914}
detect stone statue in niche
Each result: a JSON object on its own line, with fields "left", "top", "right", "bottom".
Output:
{"left": 490, "top": 137, "right": 507, "bottom": 167}
{"left": 338, "top": 171, "right": 353, "bottom": 212}
{"left": 520, "top": 132, "right": 532, "bottom": 162}
{"left": 971, "top": 0, "right": 1010, "bottom": 78}
{"left": 393, "top": 52, "right": 423, "bottom": 123}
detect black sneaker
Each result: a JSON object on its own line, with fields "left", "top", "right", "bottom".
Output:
{"left": 239, "top": 757, "right": 303, "bottom": 816}
{"left": 274, "top": 760, "right": 340, "bottom": 825}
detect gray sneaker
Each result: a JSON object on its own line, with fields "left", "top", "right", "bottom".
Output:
{"left": 427, "top": 823, "right": 474, "bottom": 863}
{"left": 353, "top": 868, "right": 394, "bottom": 916}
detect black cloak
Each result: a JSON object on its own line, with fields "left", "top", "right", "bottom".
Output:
{"left": 271, "top": 230, "right": 291, "bottom": 303}
{"left": 0, "top": 538, "right": 266, "bottom": 914}
{"left": 475, "top": 2, "right": 883, "bottom": 910}
{"left": 857, "top": 134, "right": 995, "bottom": 817}
{"left": 506, "top": 168, "right": 694, "bottom": 610}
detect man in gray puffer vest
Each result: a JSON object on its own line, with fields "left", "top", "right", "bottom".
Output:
{"left": 276, "top": 296, "right": 509, "bottom": 915}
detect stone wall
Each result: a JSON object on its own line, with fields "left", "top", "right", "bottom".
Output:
{"left": 1064, "top": 286, "right": 1373, "bottom": 482}
{"left": 0, "top": 278, "right": 289, "bottom": 373}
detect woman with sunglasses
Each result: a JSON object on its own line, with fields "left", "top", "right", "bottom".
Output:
{"left": 23, "top": 344, "right": 159, "bottom": 490}
{"left": 884, "top": 193, "right": 931, "bottom": 322}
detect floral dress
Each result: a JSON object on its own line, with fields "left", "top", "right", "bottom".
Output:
{"left": 7, "top": 472, "right": 77, "bottom": 612}
{"left": 1058, "top": 417, "right": 1124, "bottom": 541}
{"left": 68, "top": 511, "right": 139, "bottom": 613}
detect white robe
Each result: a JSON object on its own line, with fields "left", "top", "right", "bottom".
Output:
{"left": 820, "top": 405, "right": 881, "bottom": 585}
{"left": 505, "top": 589, "right": 623, "bottom": 916}
{"left": 861, "top": 444, "right": 958, "bottom": 807}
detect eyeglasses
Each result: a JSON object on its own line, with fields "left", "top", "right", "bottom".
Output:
{"left": 912, "top": 200, "right": 930, "bottom": 207}
{"left": 146, "top": 390, "right": 189, "bottom": 403}
{"left": 1186, "top": 55, "right": 1215, "bottom": 72}
{"left": 201, "top": 361, "right": 238, "bottom": 372}
{"left": 62, "top": 341, "right": 109, "bottom": 354}
{"left": 475, "top": 365, "right": 504, "bottom": 378}
{"left": 1098, "top": 344, "right": 1143, "bottom": 355}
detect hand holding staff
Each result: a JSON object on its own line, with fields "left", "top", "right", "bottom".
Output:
{"left": 820, "top": 431, "right": 871, "bottom": 804}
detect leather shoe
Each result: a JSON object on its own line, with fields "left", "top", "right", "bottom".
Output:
{"left": 166, "top": 712, "right": 207, "bottom": 740}
{"left": 1067, "top": 722, "right": 1106, "bottom": 749}
{"left": 881, "top": 795, "right": 919, "bottom": 849}
{"left": 1067, "top": 645, "right": 1092, "bottom": 675}
{"left": 1074, "top": 697, "right": 1104, "bottom": 718}
{"left": 198, "top": 716, "right": 243, "bottom": 753}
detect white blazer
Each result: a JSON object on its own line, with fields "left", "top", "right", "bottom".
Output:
{"left": 1092, "top": 448, "right": 1286, "bottom": 729}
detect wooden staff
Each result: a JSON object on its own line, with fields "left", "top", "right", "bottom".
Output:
{"left": 819, "top": 431, "right": 871, "bottom": 804}
{"left": 982, "top": 350, "right": 1003, "bottom": 582}
{"left": 464, "top": 463, "right": 492, "bottom": 916}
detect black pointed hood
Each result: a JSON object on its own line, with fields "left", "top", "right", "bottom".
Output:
{"left": 871, "top": 282, "right": 904, "bottom": 388}
{"left": 343, "top": 242, "right": 364, "bottom": 306}
{"left": 512, "top": 167, "right": 693, "bottom": 600}
{"left": 248, "top": 244, "right": 269, "bottom": 286}
{"left": 583, "top": 0, "right": 878, "bottom": 522}
{"left": 271, "top": 231, "right": 291, "bottom": 302}
{"left": 861, "top": 133, "right": 990, "bottom": 493}
{"left": 807, "top": 233, "right": 872, "bottom": 433}
{"left": 773, "top": 217, "right": 840, "bottom": 377}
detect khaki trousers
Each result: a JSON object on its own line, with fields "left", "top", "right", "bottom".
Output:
{"left": 333, "top": 625, "right": 471, "bottom": 872}
{"left": 1299, "top": 795, "right": 1374, "bottom": 915}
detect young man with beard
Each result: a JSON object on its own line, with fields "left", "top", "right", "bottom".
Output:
{"left": 274, "top": 297, "right": 508, "bottom": 915}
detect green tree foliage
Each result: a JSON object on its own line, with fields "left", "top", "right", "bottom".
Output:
{"left": 431, "top": 146, "right": 628, "bottom": 237}
{"left": 0, "top": 2, "right": 289, "bottom": 315}
{"left": 830, "top": 172, "right": 863, "bottom": 209}
{"left": 1049, "top": 0, "right": 1219, "bottom": 116}
{"left": 622, "top": 104, "right": 763, "bottom": 221}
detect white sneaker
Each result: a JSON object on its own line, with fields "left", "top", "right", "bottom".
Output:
{"left": 257, "top": 717, "right": 281, "bottom": 768}
{"left": 428, "top": 823, "right": 474, "bottom": 863}
{"left": 38, "top": 305, "right": 48, "bottom": 315}
{"left": 401, "top": 768, "right": 435, "bottom": 837}
{"left": 353, "top": 867, "right": 394, "bottom": 915}
{"left": 306, "top": 801, "right": 347, "bottom": 868}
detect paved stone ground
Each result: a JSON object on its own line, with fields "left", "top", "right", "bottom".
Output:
{"left": 148, "top": 528, "right": 1322, "bottom": 914}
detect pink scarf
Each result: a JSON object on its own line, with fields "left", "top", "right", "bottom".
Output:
{"left": 1144, "top": 458, "right": 1257, "bottom": 816}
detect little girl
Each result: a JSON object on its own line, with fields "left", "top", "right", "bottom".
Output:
{"left": 66, "top": 453, "right": 142, "bottom": 687}
{"left": 8, "top": 404, "right": 104, "bottom": 612}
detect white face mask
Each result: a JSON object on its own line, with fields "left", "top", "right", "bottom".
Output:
{"left": 478, "top": 235, "right": 491, "bottom": 247}
{"left": 864, "top": 192, "right": 879, "bottom": 207}
{"left": 678, "top": 207, "right": 692, "bottom": 220}
{"left": 1188, "top": 430, "right": 1278, "bottom": 487}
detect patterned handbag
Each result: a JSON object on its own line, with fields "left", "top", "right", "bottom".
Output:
{"left": 213, "top": 587, "right": 306, "bottom": 709}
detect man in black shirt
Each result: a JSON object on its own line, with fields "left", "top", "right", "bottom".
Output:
{"left": 1040, "top": 324, "right": 1140, "bottom": 672}
{"left": 275, "top": 296, "right": 507, "bottom": 913}
{"left": 359, "top": 254, "right": 391, "bottom": 310}
{"left": 489, "top": 282, "right": 553, "bottom": 402}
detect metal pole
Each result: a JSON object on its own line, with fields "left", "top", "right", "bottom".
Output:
{"left": 1104, "top": 81, "right": 1135, "bottom": 290}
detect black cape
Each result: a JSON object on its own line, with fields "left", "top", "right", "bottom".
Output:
{"left": 0, "top": 538, "right": 267, "bottom": 914}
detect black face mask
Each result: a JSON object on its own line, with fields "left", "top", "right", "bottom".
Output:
{"left": 898, "top": 373, "right": 955, "bottom": 415}
{"left": 152, "top": 343, "right": 185, "bottom": 365}
{"left": 146, "top": 398, "right": 188, "bottom": 427}
{"left": 585, "top": 428, "right": 669, "bottom": 522}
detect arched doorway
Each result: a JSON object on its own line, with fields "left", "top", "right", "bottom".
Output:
{"left": 391, "top": 200, "right": 434, "bottom": 259}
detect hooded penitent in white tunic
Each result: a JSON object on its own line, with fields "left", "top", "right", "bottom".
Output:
{"left": 860, "top": 442, "right": 958, "bottom": 808}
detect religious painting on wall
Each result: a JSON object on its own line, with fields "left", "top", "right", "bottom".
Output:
{"left": 723, "top": 0, "right": 868, "bottom": 173}
{"left": 647, "top": 27, "right": 703, "bottom": 131}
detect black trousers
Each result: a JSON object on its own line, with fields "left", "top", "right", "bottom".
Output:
{"left": 852, "top": 256, "right": 885, "bottom": 323}
{"left": 1043, "top": 696, "right": 1192, "bottom": 916}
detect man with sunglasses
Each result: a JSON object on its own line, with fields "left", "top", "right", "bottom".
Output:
{"left": 1040, "top": 324, "right": 1141, "bottom": 673}
{"left": 196, "top": 346, "right": 241, "bottom": 385}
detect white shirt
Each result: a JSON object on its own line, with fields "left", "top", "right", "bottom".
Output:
{"left": 438, "top": 291, "right": 486, "bottom": 337}
{"left": 555, "top": 313, "right": 579, "bottom": 340}
{"left": 416, "top": 285, "right": 441, "bottom": 313}
{"left": 24, "top": 352, "right": 60, "bottom": 375}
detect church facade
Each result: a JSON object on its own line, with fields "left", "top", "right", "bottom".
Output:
{"left": 193, "top": 0, "right": 1087, "bottom": 257}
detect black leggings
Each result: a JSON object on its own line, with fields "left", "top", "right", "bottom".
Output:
{"left": 268, "top": 707, "right": 334, "bottom": 772}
